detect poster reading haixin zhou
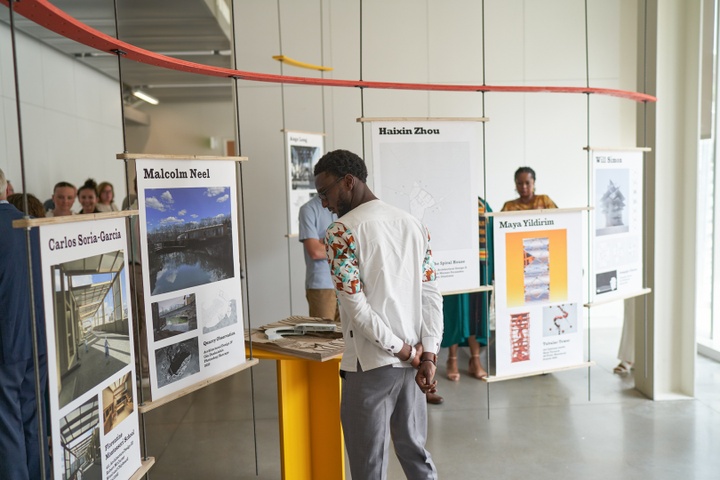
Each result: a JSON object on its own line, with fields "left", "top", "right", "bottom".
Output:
{"left": 371, "top": 120, "right": 482, "bottom": 293}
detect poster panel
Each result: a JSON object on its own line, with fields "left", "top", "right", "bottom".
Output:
{"left": 590, "top": 150, "right": 644, "bottom": 301}
{"left": 371, "top": 121, "right": 481, "bottom": 292}
{"left": 135, "top": 159, "right": 245, "bottom": 400}
{"left": 40, "top": 218, "right": 141, "bottom": 480}
{"left": 493, "top": 210, "right": 584, "bottom": 377}
{"left": 287, "top": 131, "right": 324, "bottom": 235}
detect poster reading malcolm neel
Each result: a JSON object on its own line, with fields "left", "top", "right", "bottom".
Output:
{"left": 135, "top": 158, "right": 246, "bottom": 401}
{"left": 40, "top": 218, "right": 141, "bottom": 480}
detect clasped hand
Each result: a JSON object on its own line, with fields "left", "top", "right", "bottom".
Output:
{"left": 396, "top": 342, "right": 437, "bottom": 394}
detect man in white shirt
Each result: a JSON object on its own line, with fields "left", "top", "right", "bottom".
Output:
{"left": 314, "top": 149, "right": 443, "bottom": 480}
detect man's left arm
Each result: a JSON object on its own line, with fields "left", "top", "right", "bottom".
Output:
{"left": 416, "top": 229, "right": 443, "bottom": 391}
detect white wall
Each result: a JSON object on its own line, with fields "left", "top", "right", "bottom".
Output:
{"left": 1, "top": 1, "right": 639, "bottom": 354}
{"left": 0, "top": 22, "right": 125, "bottom": 209}
{"left": 224, "top": 0, "right": 638, "bottom": 327}
{"left": 125, "top": 100, "right": 235, "bottom": 156}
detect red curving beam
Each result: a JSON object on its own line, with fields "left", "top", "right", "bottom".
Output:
{"left": 1, "top": 0, "right": 657, "bottom": 103}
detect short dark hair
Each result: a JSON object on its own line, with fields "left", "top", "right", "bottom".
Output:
{"left": 53, "top": 181, "right": 76, "bottom": 192}
{"left": 314, "top": 149, "right": 368, "bottom": 183}
{"left": 514, "top": 166, "right": 536, "bottom": 181}
{"left": 78, "top": 178, "right": 98, "bottom": 196}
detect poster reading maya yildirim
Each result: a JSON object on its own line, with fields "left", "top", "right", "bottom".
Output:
{"left": 370, "top": 120, "right": 482, "bottom": 293}
{"left": 492, "top": 209, "right": 584, "bottom": 378}
{"left": 135, "top": 158, "right": 246, "bottom": 401}
{"left": 39, "top": 217, "right": 141, "bottom": 480}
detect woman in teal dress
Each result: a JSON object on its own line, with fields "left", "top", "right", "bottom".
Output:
{"left": 443, "top": 197, "right": 493, "bottom": 380}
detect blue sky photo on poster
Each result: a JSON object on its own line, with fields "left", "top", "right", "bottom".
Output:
{"left": 144, "top": 186, "right": 235, "bottom": 295}
{"left": 144, "top": 187, "right": 231, "bottom": 231}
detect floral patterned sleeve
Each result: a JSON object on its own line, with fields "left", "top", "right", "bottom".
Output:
{"left": 325, "top": 222, "right": 362, "bottom": 294}
{"left": 423, "top": 228, "right": 437, "bottom": 282}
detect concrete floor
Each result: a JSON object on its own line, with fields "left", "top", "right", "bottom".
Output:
{"left": 141, "top": 326, "right": 720, "bottom": 479}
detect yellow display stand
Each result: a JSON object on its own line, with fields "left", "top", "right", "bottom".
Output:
{"left": 249, "top": 344, "right": 345, "bottom": 480}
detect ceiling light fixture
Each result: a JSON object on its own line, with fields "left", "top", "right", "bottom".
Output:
{"left": 132, "top": 89, "right": 159, "bottom": 105}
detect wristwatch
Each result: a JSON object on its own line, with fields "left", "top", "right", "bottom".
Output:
{"left": 407, "top": 345, "right": 417, "bottom": 363}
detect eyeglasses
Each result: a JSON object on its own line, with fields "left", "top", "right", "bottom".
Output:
{"left": 317, "top": 175, "right": 345, "bottom": 200}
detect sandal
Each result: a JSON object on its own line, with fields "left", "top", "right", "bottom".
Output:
{"left": 468, "top": 354, "right": 487, "bottom": 379}
{"left": 446, "top": 356, "right": 460, "bottom": 382}
{"left": 613, "top": 361, "right": 633, "bottom": 375}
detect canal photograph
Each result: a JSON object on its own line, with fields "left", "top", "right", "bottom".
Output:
{"left": 143, "top": 186, "right": 235, "bottom": 296}
{"left": 152, "top": 293, "right": 198, "bottom": 341}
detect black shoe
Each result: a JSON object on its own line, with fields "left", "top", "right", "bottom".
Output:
{"left": 426, "top": 392, "right": 444, "bottom": 405}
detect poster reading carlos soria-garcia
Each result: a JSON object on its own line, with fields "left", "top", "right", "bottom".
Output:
{"left": 40, "top": 218, "right": 141, "bottom": 480}
{"left": 135, "top": 158, "right": 246, "bottom": 401}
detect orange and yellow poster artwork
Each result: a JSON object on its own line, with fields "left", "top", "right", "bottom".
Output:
{"left": 505, "top": 229, "right": 568, "bottom": 307}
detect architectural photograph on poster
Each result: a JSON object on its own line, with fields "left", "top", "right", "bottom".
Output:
{"left": 51, "top": 251, "right": 131, "bottom": 409}
{"left": 102, "top": 372, "right": 135, "bottom": 435}
{"left": 152, "top": 293, "right": 198, "bottom": 341}
{"left": 596, "top": 270, "right": 618, "bottom": 295}
{"left": 143, "top": 186, "right": 234, "bottom": 295}
{"left": 595, "top": 168, "right": 630, "bottom": 236}
{"left": 154, "top": 337, "right": 201, "bottom": 388}
{"left": 60, "top": 396, "right": 101, "bottom": 480}
{"left": 290, "top": 144, "right": 319, "bottom": 190}
{"left": 200, "top": 288, "right": 238, "bottom": 334}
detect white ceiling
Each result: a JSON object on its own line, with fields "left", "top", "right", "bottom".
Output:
{"left": 1, "top": 0, "right": 234, "bottom": 103}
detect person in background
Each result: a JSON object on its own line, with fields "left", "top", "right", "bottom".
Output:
{"left": 298, "top": 194, "right": 339, "bottom": 321}
{"left": 614, "top": 298, "right": 635, "bottom": 375}
{"left": 121, "top": 175, "right": 138, "bottom": 211}
{"left": 7, "top": 194, "right": 46, "bottom": 218}
{"left": 315, "top": 149, "right": 442, "bottom": 480}
{"left": 46, "top": 181, "right": 76, "bottom": 217}
{"left": 443, "top": 197, "right": 494, "bottom": 382}
{"left": 501, "top": 166, "right": 558, "bottom": 211}
{"left": 42, "top": 197, "right": 54, "bottom": 213}
{"left": 77, "top": 179, "right": 100, "bottom": 214}
{"left": 0, "top": 167, "right": 50, "bottom": 479}
{"left": 96, "top": 181, "right": 119, "bottom": 212}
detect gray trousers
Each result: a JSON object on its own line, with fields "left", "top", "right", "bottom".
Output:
{"left": 341, "top": 364, "right": 437, "bottom": 480}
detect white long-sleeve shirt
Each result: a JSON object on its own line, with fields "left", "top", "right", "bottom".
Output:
{"left": 325, "top": 199, "right": 443, "bottom": 372}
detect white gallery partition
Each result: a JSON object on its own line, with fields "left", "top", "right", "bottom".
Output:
{"left": 0, "top": 0, "right": 703, "bottom": 400}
